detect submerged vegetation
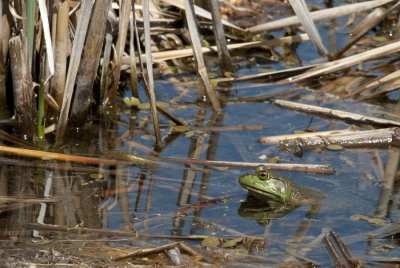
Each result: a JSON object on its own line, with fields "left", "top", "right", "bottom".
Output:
{"left": 1, "top": 0, "right": 400, "bottom": 266}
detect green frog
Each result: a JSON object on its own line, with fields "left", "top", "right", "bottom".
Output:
{"left": 238, "top": 166, "right": 325, "bottom": 225}
{"left": 238, "top": 165, "right": 325, "bottom": 206}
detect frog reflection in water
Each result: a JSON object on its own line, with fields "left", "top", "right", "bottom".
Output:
{"left": 238, "top": 165, "right": 325, "bottom": 225}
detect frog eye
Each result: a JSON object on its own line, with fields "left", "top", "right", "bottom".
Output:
{"left": 256, "top": 165, "right": 271, "bottom": 180}
{"left": 258, "top": 170, "right": 271, "bottom": 181}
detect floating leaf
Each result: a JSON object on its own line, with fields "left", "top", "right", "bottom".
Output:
{"left": 173, "top": 125, "right": 189, "bottom": 132}
{"left": 327, "top": 144, "right": 344, "bottom": 151}
{"left": 184, "top": 131, "right": 196, "bottom": 138}
{"left": 221, "top": 238, "right": 242, "bottom": 248}
{"left": 156, "top": 101, "right": 170, "bottom": 108}
{"left": 223, "top": 71, "right": 234, "bottom": 78}
{"left": 372, "top": 35, "right": 388, "bottom": 42}
{"left": 201, "top": 237, "right": 220, "bottom": 248}
{"left": 214, "top": 166, "right": 229, "bottom": 171}
{"left": 138, "top": 103, "right": 151, "bottom": 109}
{"left": 211, "top": 79, "right": 219, "bottom": 87}
{"left": 208, "top": 72, "right": 218, "bottom": 79}
{"left": 89, "top": 173, "right": 103, "bottom": 180}
{"left": 367, "top": 217, "right": 386, "bottom": 225}
{"left": 267, "top": 156, "right": 279, "bottom": 163}
{"left": 293, "top": 130, "right": 306, "bottom": 134}
{"left": 350, "top": 214, "right": 364, "bottom": 221}
{"left": 350, "top": 214, "right": 386, "bottom": 225}
{"left": 374, "top": 244, "right": 395, "bottom": 252}
{"left": 123, "top": 96, "right": 140, "bottom": 106}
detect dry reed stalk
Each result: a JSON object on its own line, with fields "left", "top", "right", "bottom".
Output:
{"left": 374, "top": 151, "right": 399, "bottom": 218}
{"left": 129, "top": 3, "right": 139, "bottom": 97}
{"left": 183, "top": 0, "right": 220, "bottom": 111}
{"left": 155, "top": 157, "right": 335, "bottom": 174}
{"left": 286, "top": 40, "right": 400, "bottom": 83}
{"left": 70, "top": 0, "right": 111, "bottom": 125}
{"left": 360, "top": 78, "right": 400, "bottom": 101}
{"left": 346, "top": 69, "right": 400, "bottom": 98}
{"left": 107, "top": 0, "right": 131, "bottom": 105}
{"left": 56, "top": 0, "right": 94, "bottom": 145}
{"left": 121, "top": 33, "right": 310, "bottom": 64}
{"left": 260, "top": 128, "right": 357, "bottom": 144}
{"left": 0, "top": 1, "right": 11, "bottom": 114}
{"left": 248, "top": 0, "right": 394, "bottom": 33}
{"left": 288, "top": 0, "right": 328, "bottom": 56}
{"left": 0, "top": 144, "right": 154, "bottom": 166}
{"left": 260, "top": 128, "right": 400, "bottom": 149}
{"left": 208, "top": 0, "right": 234, "bottom": 74}
{"left": 162, "top": 0, "right": 243, "bottom": 31}
{"left": 53, "top": 0, "right": 69, "bottom": 106}
{"left": 99, "top": 23, "right": 113, "bottom": 105}
{"left": 332, "top": 6, "right": 387, "bottom": 59}
{"left": 143, "top": 0, "right": 161, "bottom": 144}
{"left": 37, "top": 0, "right": 54, "bottom": 81}
{"left": 274, "top": 100, "right": 400, "bottom": 127}
{"left": 9, "top": 33, "right": 34, "bottom": 136}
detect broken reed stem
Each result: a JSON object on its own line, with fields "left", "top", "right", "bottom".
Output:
{"left": 260, "top": 127, "right": 400, "bottom": 148}
{"left": 183, "top": 0, "right": 221, "bottom": 111}
{"left": 208, "top": 0, "right": 234, "bottom": 74}
{"left": 70, "top": 0, "right": 111, "bottom": 125}
{"left": 55, "top": 0, "right": 94, "bottom": 145}
{"left": 9, "top": 33, "right": 34, "bottom": 136}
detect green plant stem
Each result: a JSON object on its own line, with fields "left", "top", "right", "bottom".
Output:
{"left": 26, "top": 0, "right": 36, "bottom": 68}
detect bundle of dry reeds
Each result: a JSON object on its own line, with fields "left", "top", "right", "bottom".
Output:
{"left": 0, "top": 0, "right": 398, "bottom": 149}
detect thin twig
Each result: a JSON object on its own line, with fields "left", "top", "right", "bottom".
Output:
{"left": 0, "top": 145, "right": 153, "bottom": 166}
{"left": 154, "top": 157, "right": 335, "bottom": 174}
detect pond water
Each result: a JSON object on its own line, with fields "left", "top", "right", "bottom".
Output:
{"left": 1, "top": 0, "right": 400, "bottom": 266}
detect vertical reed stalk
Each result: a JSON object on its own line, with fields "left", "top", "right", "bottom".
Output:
{"left": 208, "top": 0, "right": 234, "bottom": 75}
{"left": 70, "top": 0, "right": 111, "bottom": 125}
{"left": 55, "top": 0, "right": 94, "bottom": 145}
{"left": 25, "top": 0, "right": 36, "bottom": 68}
{"left": 183, "top": 0, "right": 220, "bottom": 111}
{"left": 143, "top": 0, "right": 161, "bottom": 144}
{"left": 53, "top": 0, "right": 69, "bottom": 106}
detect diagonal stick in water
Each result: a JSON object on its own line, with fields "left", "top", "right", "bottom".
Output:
{"left": 288, "top": 0, "right": 328, "bottom": 56}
